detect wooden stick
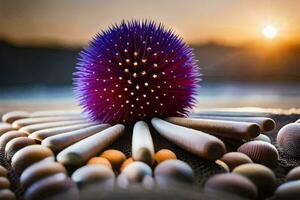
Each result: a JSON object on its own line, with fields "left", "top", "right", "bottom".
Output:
{"left": 132, "top": 121, "right": 155, "bottom": 165}
{"left": 29, "top": 123, "right": 97, "bottom": 141}
{"left": 166, "top": 117, "right": 260, "bottom": 140}
{"left": 42, "top": 124, "right": 110, "bottom": 153}
{"left": 19, "top": 120, "right": 89, "bottom": 134}
{"left": 57, "top": 124, "right": 125, "bottom": 166}
{"left": 151, "top": 118, "right": 226, "bottom": 160}
{"left": 2, "top": 111, "right": 30, "bottom": 123}
{"left": 12, "top": 116, "right": 85, "bottom": 129}
{"left": 191, "top": 116, "right": 275, "bottom": 132}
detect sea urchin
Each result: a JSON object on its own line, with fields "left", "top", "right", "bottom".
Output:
{"left": 74, "top": 20, "right": 200, "bottom": 124}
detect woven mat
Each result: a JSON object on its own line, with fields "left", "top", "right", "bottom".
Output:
{"left": 1, "top": 113, "right": 299, "bottom": 200}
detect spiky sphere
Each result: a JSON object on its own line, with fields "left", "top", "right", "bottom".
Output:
{"left": 74, "top": 20, "right": 200, "bottom": 125}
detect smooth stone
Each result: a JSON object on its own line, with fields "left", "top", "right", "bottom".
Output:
{"left": 220, "top": 152, "right": 253, "bottom": 171}
{"left": 87, "top": 157, "right": 112, "bottom": 169}
{"left": 0, "top": 177, "right": 10, "bottom": 189}
{"left": 286, "top": 166, "right": 300, "bottom": 181}
{"left": 238, "top": 141, "right": 278, "bottom": 167}
{"left": 274, "top": 180, "right": 300, "bottom": 199}
{"left": 100, "top": 149, "right": 126, "bottom": 171}
{"left": 0, "top": 189, "right": 16, "bottom": 200}
{"left": 2, "top": 111, "right": 29, "bottom": 123}
{"left": 116, "top": 173, "right": 129, "bottom": 188}
{"left": 204, "top": 173, "right": 258, "bottom": 199}
{"left": 5, "top": 137, "right": 36, "bottom": 161}
{"left": 253, "top": 134, "right": 271, "bottom": 143}
{"left": 30, "top": 110, "right": 81, "bottom": 117}
{"left": 72, "top": 165, "right": 115, "bottom": 189}
{"left": 121, "top": 161, "right": 152, "bottom": 183}
{"left": 232, "top": 163, "right": 276, "bottom": 196}
{"left": 120, "top": 157, "right": 134, "bottom": 172}
{"left": 24, "top": 173, "right": 79, "bottom": 200}
{"left": 0, "top": 131, "right": 27, "bottom": 149}
{"left": 0, "top": 123, "right": 15, "bottom": 136}
{"left": 142, "top": 175, "right": 155, "bottom": 189}
{"left": 20, "top": 160, "right": 67, "bottom": 189}
{"left": 277, "top": 123, "right": 300, "bottom": 158}
{"left": 11, "top": 145, "right": 54, "bottom": 174}
{"left": 215, "top": 160, "right": 230, "bottom": 172}
{"left": 0, "top": 165, "right": 8, "bottom": 177}
{"left": 154, "top": 149, "right": 177, "bottom": 164}
{"left": 154, "top": 160, "right": 194, "bottom": 185}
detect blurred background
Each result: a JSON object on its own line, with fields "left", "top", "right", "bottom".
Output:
{"left": 0, "top": 0, "right": 299, "bottom": 113}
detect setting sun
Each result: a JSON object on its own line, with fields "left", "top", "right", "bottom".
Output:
{"left": 263, "top": 25, "right": 278, "bottom": 39}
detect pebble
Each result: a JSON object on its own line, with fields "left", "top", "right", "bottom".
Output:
{"left": 154, "top": 160, "right": 194, "bottom": 186}
{"left": 277, "top": 123, "right": 300, "bottom": 158}
{"left": 154, "top": 149, "right": 177, "bottom": 164}
{"left": 253, "top": 134, "right": 271, "bottom": 143}
{"left": 11, "top": 145, "right": 54, "bottom": 174}
{"left": 219, "top": 152, "right": 253, "bottom": 171}
{"left": 0, "top": 189, "right": 16, "bottom": 200}
{"left": 274, "top": 180, "right": 300, "bottom": 199}
{"left": 0, "top": 165, "right": 8, "bottom": 177}
{"left": 5, "top": 137, "right": 36, "bottom": 161}
{"left": 0, "top": 177, "right": 10, "bottom": 189}
{"left": 232, "top": 163, "right": 276, "bottom": 196}
{"left": 87, "top": 157, "right": 112, "bottom": 169}
{"left": 24, "top": 173, "right": 79, "bottom": 200}
{"left": 0, "top": 130, "right": 27, "bottom": 149}
{"left": 238, "top": 141, "right": 278, "bottom": 167}
{"left": 121, "top": 161, "right": 152, "bottom": 183}
{"left": 0, "top": 123, "right": 15, "bottom": 136}
{"left": 204, "top": 173, "right": 258, "bottom": 199}
{"left": 71, "top": 165, "right": 115, "bottom": 189}
{"left": 286, "top": 166, "right": 300, "bottom": 181}
{"left": 120, "top": 157, "right": 134, "bottom": 172}
{"left": 100, "top": 149, "right": 126, "bottom": 171}
{"left": 2, "top": 111, "right": 29, "bottom": 123}
{"left": 20, "top": 160, "right": 67, "bottom": 189}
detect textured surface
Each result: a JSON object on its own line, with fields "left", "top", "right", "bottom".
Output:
{"left": 1, "top": 113, "right": 300, "bottom": 199}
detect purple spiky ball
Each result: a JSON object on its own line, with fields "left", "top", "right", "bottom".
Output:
{"left": 74, "top": 20, "right": 200, "bottom": 124}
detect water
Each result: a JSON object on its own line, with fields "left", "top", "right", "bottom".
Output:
{"left": 0, "top": 82, "right": 299, "bottom": 112}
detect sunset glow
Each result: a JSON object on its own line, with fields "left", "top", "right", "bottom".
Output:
{"left": 263, "top": 25, "right": 278, "bottom": 39}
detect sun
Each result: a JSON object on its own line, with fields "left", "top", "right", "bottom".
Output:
{"left": 262, "top": 25, "right": 278, "bottom": 39}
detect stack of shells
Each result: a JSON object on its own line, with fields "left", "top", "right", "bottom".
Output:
{"left": 0, "top": 110, "right": 299, "bottom": 199}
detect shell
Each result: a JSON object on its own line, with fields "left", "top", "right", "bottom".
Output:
{"left": 0, "top": 177, "right": 10, "bottom": 189}
{"left": 20, "top": 160, "right": 67, "bottom": 189}
{"left": 253, "top": 134, "right": 271, "bottom": 143}
{"left": 11, "top": 145, "right": 54, "bottom": 174}
{"left": 154, "top": 160, "right": 194, "bottom": 186}
{"left": 71, "top": 165, "right": 114, "bottom": 189}
{"left": 24, "top": 173, "right": 79, "bottom": 200}
{"left": 286, "top": 166, "right": 300, "bottom": 181}
{"left": 5, "top": 137, "right": 36, "bottom": 161}
{"left": 204, "top": 173, "right": 258, "bottom": 199}
{"left": 121, "top": 161, "right": 152, "bottom": 183}
{"left": 274, "top": 180, "right": 300, "bottom": 199}
{"left": 238, "top": 141, "right": 278, "bottom": 167}
{"left": 277, "top": 123, "right": 300, "bottom": 158}
{"left": 219, "top": 152, "right": 253, "bottom": 171}
{"left": 0, "top": 165, "right": 8, "bottom": 177}
{"left": 87, "top": 157, "right": 112, "bottom": 169}
{"left": 100, "top": 149, "right": 126, "bottom": 171}
{"left": 0, "top": 189, "right": 16, "bottom": 200}
{"left": 0, "top": 131, "right": 27, "bottom": 150}
{"left": 232, "top": 163, "right": 276, "bottom": 196}
{"left": 120, "top": 157, "right": 134, "bottom": 172}
{"left": 154, "top": 149, "right": 177, "bottom": 164}
{"left": 2, "top": 111, "right": 29, "bottom": 123}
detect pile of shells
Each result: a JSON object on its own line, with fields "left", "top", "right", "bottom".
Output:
{"left": 0, "top": 110, "right": 299, "bottom": 199}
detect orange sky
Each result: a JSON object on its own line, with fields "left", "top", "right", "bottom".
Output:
{"left": 0, "top": 0, "right": 300, "bottom": 46}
